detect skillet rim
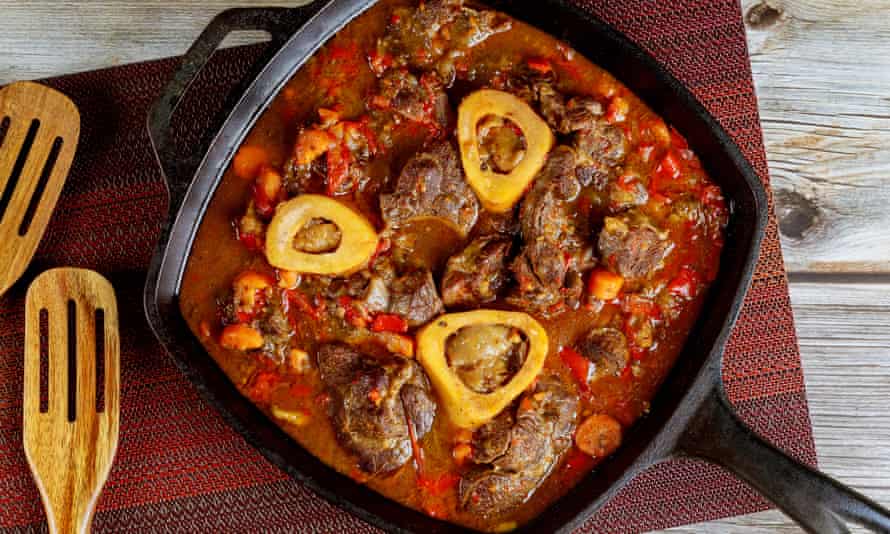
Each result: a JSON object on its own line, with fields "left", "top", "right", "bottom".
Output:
{"left": 143, "top": 0, "right": 769, "bottom": 532}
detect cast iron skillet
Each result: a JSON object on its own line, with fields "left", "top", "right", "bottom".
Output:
{"left": 143, "top": 1, "right": 890, "bottom": 532}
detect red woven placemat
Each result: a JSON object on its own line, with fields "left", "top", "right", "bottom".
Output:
{"left": 0, "top": 1, "right": 816, "bottom": 532}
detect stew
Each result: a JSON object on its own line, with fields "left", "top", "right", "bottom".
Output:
{"left": 179, "top": 1, "right": 727, "bottom": 531}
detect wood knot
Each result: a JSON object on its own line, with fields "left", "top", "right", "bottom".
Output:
{"left": 745, "top": 2, "right": 783, "bottom": 29}
{"left": 774, "top": 189, "right": 819, "bottom": 240}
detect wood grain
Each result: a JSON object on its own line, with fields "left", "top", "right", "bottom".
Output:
{"left": 23, "top": 268, "right": 120, "bottom": 534}
{"left": 0, "top": 82, "right": 80, "bottom": 296}
{"left": 741, "top": 0, "right": 890, "bottom": 273}
{"left": 667, "top": 282, "right": 890, "bottom": 533}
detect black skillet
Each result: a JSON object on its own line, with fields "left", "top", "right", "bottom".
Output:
{"left": 142, "top": 1, "right": 890, "bottom": 532}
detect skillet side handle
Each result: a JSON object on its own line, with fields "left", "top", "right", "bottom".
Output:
{"left": 147, "top": 3, "right": 325, "bottom": 208}
{"left": 677, "top": 389, "right": 890, "bottom": 533}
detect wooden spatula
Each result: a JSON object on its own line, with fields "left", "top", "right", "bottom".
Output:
{"left": 0, "top": 82, "right": 80, "bottom": 297}
{"left": 23, "top": 268, "right": 119, "bottom": 534}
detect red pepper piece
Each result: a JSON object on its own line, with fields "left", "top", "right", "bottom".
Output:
{"left": 668, "top": 265, "right": 701, "bottom": 299}
{"left": 559, "top": 347, "right": 590, "bottom": 391}
{"left": 371, "top": 313, "right": 409, "bottom": 334}
{"left": 527, "top": 57, "right": 553, "bottom": 74}
{"left": 238, "top": 232, "right": 263, "bottom": 252}
{"left": 564, "top": 447, "right": 596, "bottom": 472}
{"left": 247, "top": 371, "right": 281, "bottom": 403}
{"left": 325, "top": 144, "right": 352, "bottom": 196}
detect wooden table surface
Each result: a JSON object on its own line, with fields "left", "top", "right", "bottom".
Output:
{"left": 1, "top": 1, "right": 888, "bottom": 532}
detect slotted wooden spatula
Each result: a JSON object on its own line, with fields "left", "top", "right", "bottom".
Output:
{"left": 23, "top": 268, "right": 119, "bottom": 534}
{"left": 0, "top": 82, "right": 80, "bottom": 297}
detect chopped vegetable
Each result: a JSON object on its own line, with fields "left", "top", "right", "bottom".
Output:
{"left": 374, "top": 331, "right": 415, "bottom": 358}
{"left": 253, "top": 166, "right": 283, "bottom": 217}
{"left": 526, "top": 57, "right": 552, "bottom": 74}
{"left": 287, "top": 348, "right": 311, "bottom": 373}
{"left": 558, "top": 347, "right": 590, "bottom": 390}
{"left": 277, "top": 270, "right": 300, "bottom": 289}
{"left": 220, "top": 324, "right": 264, "bottom": 351}
{"left": 371, "top": 313, "right": 409, "bottom": 334}
{"left": 293, "top": 128, "right": 336, "bottom": 166}
{"left": 605, "top": 96, "right": 629, "bottom": 124}
{"left": 233, "top": 145, "right": 269, "bottom": 180}
{"left": 668, "top": 265, "right": 701, "bottom": 299}
{"left": 587, "top": 268, "right": 624, "bottom": 301}
{"left": 452, "top": 442, "right": 473, "bottom": 465}
{"left": 271, "top": 406, "right": 310, "bottom": 427}
{"left": 574, "top": 414, "right": 622, "bottom": 458}
{"left": 246, "top": 370, "right": 280, "bottom": 403}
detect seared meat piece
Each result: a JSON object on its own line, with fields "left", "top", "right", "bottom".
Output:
{"left": 441, "top": 237, "right": 511, "bottom": 308}
{"left": 473, "top": 207, "right": 519, "bottom": 237}
{"left": 317, "top": 344, "right": 436, "bottom": 474}
{"left": 445, "top": 324, "right": 527, "bottom": 393}
{"left": 598, "top": 210, "right": 673, "bottom": 283}
{"left": 508, "top": 147, "right": 592, "bottom": 314}
{"left": 518, "top": 147, "right": 582, "bottom": 247}
{"left": 387, "top": 268, "right": 444, "bottom": 327}
{"left": 375, "top": 0, "right": 511, "bottom": 82}
{"left": 459, "top": 375, "right": 578, "bottom": 517}
{"left": 380, "top": 141, "right": 479, "bottom": 237}
{"left": 509, "top": 241, "right": 568, "bottom": 311}
{"left": 574, "top": 120, "right": 627, "bottom": 187}
{"left": 518, "top": 78, "right": 627, "bottom": 187}
{"left": 577, "top": 327, "right": 629, "bottom": 380}
{"left": 373, "top": 69, "right": 451, "bottom": 131}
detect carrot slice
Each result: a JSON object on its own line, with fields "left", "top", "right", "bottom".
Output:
{"left": 575, "top": 414, "right": 622, "bottom": 459}
{"left": 587, "top": 268, "right": 624, "bottom": 301}
{"left": 233, "top": 146, "right": 269, "bottom": 180}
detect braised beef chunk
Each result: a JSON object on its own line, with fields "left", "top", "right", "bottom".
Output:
{"left": 446, "top": 324, "right": 527, "bottom": 393}
{"left": 460, "top": 375, "right": 578, "bottom": 517}
{"left": 508, "top": 147, "right": 592, "bottom": 314}
{"left": 473, "top": 207, "right": 520, "bottom": 237}
{"left": 317, "top": 344, "right": 436, "bottom": 474}
{"left": 574, "top": 119, "right": 627, "bottom": 187}
{"left": 578, "top": 327, "right": 629, "bottom": 379}
{"left": 375, "top": 0, "right": 511, "bottom": 82}
{"left": 373, "top": 69, "right": 451, "bottom": 131}
{"left": 388, "top": 268, "right": 444, "bottom": 327}
{"left": 380, "top": 141, "right": 480, "bottom": 236}
{"left": 598, "top": 210, "right": 673, "bottom": 283}
{"left": 441, "top": 237, "right": 511, "bottom": 308}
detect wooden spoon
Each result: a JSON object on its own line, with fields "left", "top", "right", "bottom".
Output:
{"left": 0, "top": 82, "right": 80, "bottom": 297}
{"left": 23, "top": 268, "right": 119, "bottom": 534}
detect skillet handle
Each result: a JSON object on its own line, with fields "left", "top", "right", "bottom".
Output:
{"left": 677, "top": 389, "right": 890, "bottom": 533}
{"left": 147, "top": 2, "right": 326, "bottom": 208}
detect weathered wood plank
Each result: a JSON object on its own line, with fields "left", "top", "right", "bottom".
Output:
{"left": 666, "top": 282, "right": 890, "bottom": 533}
{"left": 741, "top": 0, "right": 890, "bottom": 273}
